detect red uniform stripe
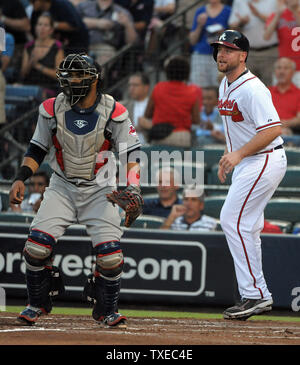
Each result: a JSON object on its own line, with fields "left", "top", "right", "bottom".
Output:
{"left": 97, "top": 250, "right": 121, "bottom": 257}
{"left": 236, "top": 154, "right": 269, "bottom": 299}
{"left": 256, "top": 122, "right": 281, "bottom": 131}
{"left": 52, "top": 135, "right": 64, "bottom": 171}
{"left": 27, "top": 238, "right": 52, "bottom": 249}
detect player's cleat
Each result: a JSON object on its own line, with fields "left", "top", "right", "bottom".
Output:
{"left": 223, "top": 298, "right": 273, "bottom": 320}
{"left": 17, "top": 305, "right": 47, "bottom": 326}
{"left": 93, "top": 312, "right": 127, "bottom": 329}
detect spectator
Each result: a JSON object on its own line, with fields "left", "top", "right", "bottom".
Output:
{"left": 77, "top": 0, "right": 137, "bottom": 65}
{"left": 143, "top": 167, "right": 181, "bottom": 218}
{"left": 30, "top": 0, "right": 89, "bottom": 54}
{"left": 269, "top": 57, "right": 300, "bottom": 135}
{"left": 0, "top": 33, "right": 15, "bottom": 127}
{"left": 115, "top": 0, "right": 154, "bottom": 42}
{"left": 261, "top": 220, "right": 283, "bottom": 233}
{"left": 10, "top": 171, "right": 49, "bottom": 213}
{"left": 0, "top": 35, "right": 5, "bottom": 126}
{"left": 138, "top": 55, "right": 201, "bottom": 147}
{"left": 121, "top": 72, "right": 150, "bottom": 144}
{"left": 20, "top": 12, "right": 64, "bottom": 98}
{"left": 229, "top": 0, "right": 278, "bottom": 86}
{"left": 1, "top": 32, "right": 15, "bottom": 75}
{"left": 0, "top": 0, "right": 31, "bottom": 77}
{"left": 189, "top": 0, "right": 231, "bottom": 87}
{"left": 161, "top": 184, "right": 217, "bottom": 231}
{"left": 192, "top": 86, "right": 225, "bottom": 146}
{"left": 146, "top": 0, "right": 176, "bottom": 57}
{"left": 114, "top": 0, "right": 154, "bottom": 71}
{"left": 264, "top": 0, "right": 300, "bottom": 87}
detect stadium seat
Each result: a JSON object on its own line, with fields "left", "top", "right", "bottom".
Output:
{"left": 207, "top": 164, "right": 233, "bottom": 185}
{"left": 140, "top": 145, "right": 203, "bottom": 188}
{"left": 122, "top": 215, "right": 165, "bottom": 229}
{"left": 0, "top": 191, "right": 9, "bottom": 211}
{"left": 203, "top": 196, "right": 226, "bottom": 218}
{"left": 264, "top": 198, "right": 300, "bottom": 224}
{"left": 5, "top": 104, "right": 17, "bottom": 121}
{"left": 197, "top": 145, "right": 224, "bottom": 172}
{"left": 285, "top": 148, "right": 300, "bottom": 166}
{"left": 5, "top": 85, "right": 43, "bottom": 100}
{"left": 279, "top": 166, "right": 300, "bottom": 188}
{"left": 0, "top": 212, "right": 35, "bottom": 223}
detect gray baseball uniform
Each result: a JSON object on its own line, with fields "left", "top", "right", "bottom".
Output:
{"left": 29, "top": 93, "right": 141, "bottom": 246}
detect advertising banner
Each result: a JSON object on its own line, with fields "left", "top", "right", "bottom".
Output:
{"left": 0, "top": 229, "right": 300, "bottom": 310}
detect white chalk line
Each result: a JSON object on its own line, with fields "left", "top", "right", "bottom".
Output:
{"left": 0, "top": 327, "right": 299, "bottom": 341}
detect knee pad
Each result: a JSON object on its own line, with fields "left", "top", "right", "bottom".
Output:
{"left": 95, "top": 241, "right": 124, "bottom": 280}
{"left": 24, "top": 229, "right": 56, "bottom": 271}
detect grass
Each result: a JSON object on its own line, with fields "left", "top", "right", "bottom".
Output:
{"left": 4, "top": 306, "right": 300, "bottom": 323}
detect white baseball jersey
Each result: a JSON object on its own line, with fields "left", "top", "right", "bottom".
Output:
{"left": 218, "top": 70, "right": 283, "bottom": 153}
{"left": 218, "top": 70, "right": 287, "bottom": 302}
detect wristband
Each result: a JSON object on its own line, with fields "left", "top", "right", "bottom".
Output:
{"left": 13, "top": 166, "right": 33, "bottom": 183}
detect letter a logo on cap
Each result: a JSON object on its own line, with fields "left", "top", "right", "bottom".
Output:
{"left": 219, "top": 33, "right": 227, "bottom": 41}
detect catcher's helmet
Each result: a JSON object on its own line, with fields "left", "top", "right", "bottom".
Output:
{"left": 210, "top": 30, "right": 250, "bottom": 62}
{"left": 56, "top": 53, "right": 102, "bottom": 106}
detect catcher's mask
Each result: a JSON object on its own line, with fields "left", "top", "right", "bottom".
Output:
{"left": 56, "top": 54, "right": 102, "bottom": 106}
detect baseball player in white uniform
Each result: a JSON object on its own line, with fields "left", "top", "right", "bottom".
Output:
{"left": 9, "top": 54, "right": 142, "bottom": 328}
{"left": 211, "top": 30, "right": 287, "bottom": 320}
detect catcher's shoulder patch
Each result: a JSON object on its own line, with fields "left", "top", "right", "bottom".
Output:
{"left": 111, "top": 102, "right": 128, "bottom": 123}
{"left": 39, "top": 97, "right": 56, "bottom": 119}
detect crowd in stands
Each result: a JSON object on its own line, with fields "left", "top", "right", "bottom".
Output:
{"left": 0, "top": 0, "right": 300, "bottom": 235}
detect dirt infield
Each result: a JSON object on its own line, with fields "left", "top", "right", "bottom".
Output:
{"left": 0, "top": 312, "right": 300, "bottom": 345}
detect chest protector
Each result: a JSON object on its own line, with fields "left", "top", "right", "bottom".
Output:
{"left": 54, "top": 93, "right": 115, "bottom": 180}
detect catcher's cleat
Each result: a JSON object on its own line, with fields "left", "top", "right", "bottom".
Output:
{"left": 17, "top": 305, "right": 48, "bottom": 326}
{"left": 94, "top": 312, "right": 127, "bottom": 329}
{"left": 223, "top": 298, "right": 273, "bottom": 320}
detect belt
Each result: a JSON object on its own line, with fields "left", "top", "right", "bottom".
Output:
{"left": 54, "top": 171, "right": 95, "bottom": 186}
{"left": 250, "top": 44, "right": 278, "bottom": 52}
{"left": 256, "top": 144, "right": 283, "bottom": 155}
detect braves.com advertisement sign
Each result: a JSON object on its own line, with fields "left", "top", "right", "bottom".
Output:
{"left": 1, "top": 228, "right": 299, "bottom": 309}
{"left": 0, "top": 230, "right": 238, "bottom": 306}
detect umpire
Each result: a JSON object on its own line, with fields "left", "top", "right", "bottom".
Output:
{"left": 9, "top": 54, "right": 143, "bottom": 328}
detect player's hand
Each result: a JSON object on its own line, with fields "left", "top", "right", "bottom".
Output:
{"left": 218, "top": 164, "right": 227, "bottom": 184}
{"left": 219, "top": 151, "right": 243, "bottom": 176}
{"left": 9, "top": 181, "right": 25, "bottom": 205}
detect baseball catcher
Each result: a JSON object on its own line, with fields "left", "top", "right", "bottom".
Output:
{"left": 9, "top": 53, "right": 142, "bottom": 328}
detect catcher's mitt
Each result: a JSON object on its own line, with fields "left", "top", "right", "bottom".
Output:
{"left": 106, "top": 185, "right": 144, "bottom": 227}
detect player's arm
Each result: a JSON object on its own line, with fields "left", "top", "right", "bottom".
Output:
{"left": 9, "top": 144, "right": 48, "bottom": 205}
{"left": 9, "top": 101, "right": 53, "bottom": 205}
{"left": 219, "top": 126, "right": 282, "bottom": 175}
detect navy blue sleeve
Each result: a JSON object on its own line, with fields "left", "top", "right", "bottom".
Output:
{"left": 24, "top": 143, "right": 47, "bottom": 166}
